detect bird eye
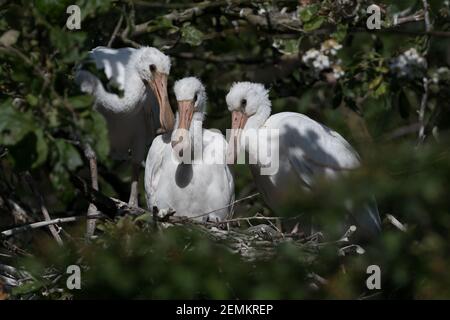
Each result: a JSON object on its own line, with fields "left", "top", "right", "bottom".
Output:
{"left": 149, "top": 64, "right": 156, "bottom": 72}
{"left": 241, "top": 99, "right": 247, "bottom": 107}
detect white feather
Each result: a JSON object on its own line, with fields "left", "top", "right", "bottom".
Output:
{"left": 226, "top": 82, "right": 381, "bottom": 238}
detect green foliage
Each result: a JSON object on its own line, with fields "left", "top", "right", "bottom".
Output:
{"left": 1, "top": 0, "right": 450, "bottom": 299}
{"left": 181, "top": 23, "right": 204, "bottom": 46}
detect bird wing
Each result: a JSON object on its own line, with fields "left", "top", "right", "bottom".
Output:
{"left": 144, "top": 134, "right": 169, "bottom": 210}
{"left": 277, "top": 113, "right": 360, "bottom": 186}
{"left": 279, "top": 113, "right": 381, "bottom": 237}
{"left": 89, "top": 46, "right": 136, "bottom": 91}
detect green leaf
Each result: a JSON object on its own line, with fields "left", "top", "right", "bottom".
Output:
{"left": 134, "top": 213, "right": 152, "bottom": 223}
{"left": 50, "top": 162, "right": 74, "bottom": 202}
{"left": 33, "top": 129, "right": 49, "bottom": 168}
{"left": 303, "top": 16, "right": 325, "bottom": 32}
{"left": 369, "top": 76, "right": 383, "bottom": 90}
{"left": 12, "top": 280, "right": 44, "bottom": 296}
{"left": 273, "top": 38, "right": 301, "bottom": 55}
{"left": 0, "top": 100, "right": 35, "bottom": 145}
{"left": 55, "top": 139, "right": 83, "bottom": 171}
{"left": 332, "top": 24, "right": 348, "bottom": 42}
{"left": 69, "top": 95, "right": 94, "bottom": 109}
{"left": 299, "top": 4, "right": 320, "bottom": 22}
{"left": 0, "top": 101, "right": 48, "bottom": 169}
{"left": 79, "top": 112, "right": 110, "bottom": 162}
{"left": 374, "top": 82, "right": 387, "bottom": 97}
{"left": 181, "top": 24, "right": 204, "bottom": 46}
{"left": 26, "top": 94, "right": 38, "bottom": 107}
{"left": 155, "top": 16, "right": 175, "bottom": 29}
{"left": 49, "top": 28, "right": 86, "bottom": 63}
{"left": 8, "top": 132, "right": 44, "bottom": 170}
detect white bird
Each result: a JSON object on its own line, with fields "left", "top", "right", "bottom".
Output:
{"left": 145, "top": 77, "right": 234, "bottom": 222}
{"left": 225, "top": 82, "right": 381, "bottom": 239}
{"left": 75, "top": 46, "right": 175, "bottom": 207}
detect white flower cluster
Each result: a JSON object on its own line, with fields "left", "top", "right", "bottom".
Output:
{"left": 431, "top": 67, "right": 450, "bottom": 84}
{"left": 302, "top": 49, "right": 330, "bottom": 70}
{"left": 321, "top": 39, "right": 343, "bottom": 56}
{"left": 302, "top": 39, "right": 344, "bottom": 79}
{"left": 390, "top": 48, "right": 426, "bottom": 78}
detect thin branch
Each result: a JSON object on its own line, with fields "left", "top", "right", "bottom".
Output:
{"left": 81, "top": 143, "right": 100, "bottom": 239}
{"left": 107, "top": 13, "right": 124, "bottom": 47}
{"left": 417, "top": 0, "right": 432, "bottom": 146}
{"left": 393, "top": 9, "right": 424, "bottom": 26}
{"left": 422, "top": 0, "right": 432, "bottom": 33}
{"left": 417, "top": 77, "right": 429, "bottom": 146}
{"left": 182, "top": 193, "right": 260, "bottom": 221}
{"left": 385, "top": 214, "right": 407, "bottom": 232}
{"left": 1, "top": 215, "right": 104, "bottom": 239}
{"left": 383, "top": 123, "right": 421, "bottom": 141}
{"left": 22, "top": 172, "right": 63, "bottom": 246}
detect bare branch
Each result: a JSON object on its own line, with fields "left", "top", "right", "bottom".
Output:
{"left": 82, "top": 143, "right": 100, "bottom": 239}
{"left": 22, "top": 172, "right": 63, "bottom": 246}
{"left": 1, "top": 215, "right": 103, "bottom": 239}
{"left": 385, "top": 214, "right": 407, "bottom": 232}
{"left": 417, "top": 77, "right": 429, "bottom": 146}
{"left": 107, "top": 13, "right": 124, "bottom": 47}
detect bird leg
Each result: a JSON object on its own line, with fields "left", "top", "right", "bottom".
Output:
{"left": 128, "top": 163, "right": 140, "bottom": 207}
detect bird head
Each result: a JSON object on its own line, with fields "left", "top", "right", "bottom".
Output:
{"left": 133, "top": 47, "right": 174, "bottom": 132}
{"left": 171, "top": 77, "right": 206, "bottom": 160}
{"left": 225, "top": 82, "right": 272, "bottom": 163}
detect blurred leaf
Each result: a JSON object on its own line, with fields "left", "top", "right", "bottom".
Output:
{"left": 0, "top": 29, "right": 19, "bottom": 46}
{"left": 26, "top": 94, "right": 38, "bottom": 107}
{"left": 273, "top": 38, "right": 301, "bottom": 55}
{"left": 303, "top": 16, "right": 325, "bottom": 32}
{"left": 332, "top": 24, "right": 348, "bottom": 42}
{"left": 0, "top": 100, "right": 35, "bottom": 145}
{"left": 55, "top": 139, "right": 82, "bottom": 171}
{"left": 68, "top": 95, "right": 94, "bottom": 109}
{"left": 34, "top": 129, "right": 49, "bottom": 168}
{"left": 181, "top": 23, "right": 204, "bottom": 46}
{"left": 299, "top": 4, "right": 320, "bottom": 22}
{"left": 12, "top": 280, "right": 44, "bottom": 296}
{"left": 8, "top": 133, "right": 41, "bottom": 170}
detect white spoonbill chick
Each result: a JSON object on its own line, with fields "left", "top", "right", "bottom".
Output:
{"left": 145, "top": 77, "right": 234, "bottom": 222}
{"left": 225, "top": 82, "right": 381, "bottom": 239}
{"left": 75, "top": 46, "right": 175, "bottom": 207}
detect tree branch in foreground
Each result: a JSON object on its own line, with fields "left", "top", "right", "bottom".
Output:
{"left": 22, "top": 172, "right": 63, "bottom": 246}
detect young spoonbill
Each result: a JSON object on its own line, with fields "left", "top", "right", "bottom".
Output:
{"left": 75, "top": 46, "right": 175, "bottom": 207}
{"left": 145, "top": 77, "right": 234, "bottom": 222}
{"left": 225, "top": 82, "right": 381, "bottom": 239}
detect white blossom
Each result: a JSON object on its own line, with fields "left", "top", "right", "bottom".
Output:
{"left": 321, "top": 39, "right": 343, "bottom": 56}
{"left": 302, "top": 40, "right": 345, "bottom": 78}
{"left": 390, "top": 48, "right": 426, "bottom": 78}
{"left": 312, "top": 54, "right": 330, "bottom": 70}
{"left": 302, "top": 49, "right": 320, "bottom": 64}
{"left": 332, "top": 65, "right": 345, "bottom": 79}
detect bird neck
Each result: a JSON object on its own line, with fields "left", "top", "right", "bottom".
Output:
{"left": 244, "top": 107, "right": 271, "bottom": 131}
{"left": 190, "top": 117, "right": 204, "bottom": 161}
{"left": 173, "top": 112, "right": 205, "bottom": 161}
{"left": 123, "top": 69, "right": 146, "bottom": 105}
{"left": 239, "top": 107, "right": 271, "bottom": 164}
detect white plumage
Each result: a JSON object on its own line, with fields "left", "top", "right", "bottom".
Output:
{"left": 75, "top": 46, "right": 175, "bottom": 206}
{"left": 225, "top": 82, "right": 381, "bottom": 238}
{"left": 145, "top": 77, "right": 234, "bottom": 221}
